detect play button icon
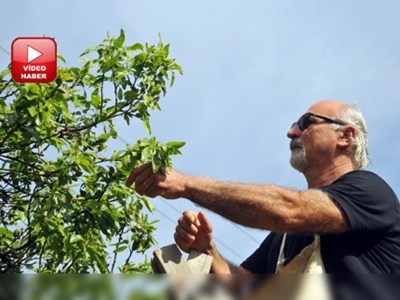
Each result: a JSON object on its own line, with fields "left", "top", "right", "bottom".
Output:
{"left": 27, "top": 46, "right": 43, "bottom": 63}
{"left": 11, "top": 37, "right": 57, "bottom": 83}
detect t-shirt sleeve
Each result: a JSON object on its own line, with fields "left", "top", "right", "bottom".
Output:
{"left": 321, "top": 171, "right": 397, "bottom": 233}
{"left": 240, "top": 233, "right": 282, "bottom": 274}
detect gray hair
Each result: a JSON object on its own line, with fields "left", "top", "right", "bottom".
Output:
{"left": 332, "top": 103, "right": 370, "bottom": 170}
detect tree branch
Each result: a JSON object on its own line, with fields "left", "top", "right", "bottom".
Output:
{"left": 111, "top": 225, "right": 125, "bottom": 273}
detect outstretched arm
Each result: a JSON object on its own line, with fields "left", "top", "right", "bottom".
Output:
{"left": 126, "top": 164, "right": 349, "bottom": 233}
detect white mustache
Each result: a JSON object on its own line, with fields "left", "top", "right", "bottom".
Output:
{"left": 290, "top": 138, "right": 304, "bottom": 150}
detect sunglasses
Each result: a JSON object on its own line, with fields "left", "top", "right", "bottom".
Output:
{"left": 291, "top": 113, "right": 346, "bottom": 131}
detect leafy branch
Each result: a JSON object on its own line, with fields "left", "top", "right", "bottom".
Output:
{"left": 0, "top": 29, "right": 184, "bottom": 274}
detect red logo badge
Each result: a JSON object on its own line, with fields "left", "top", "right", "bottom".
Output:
{"left": 11, "top": 37, "right": 57, "bottom": 83}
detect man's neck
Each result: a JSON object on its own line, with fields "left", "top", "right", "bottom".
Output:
{"left": 305, "top": 161, "right": 355, "bottom": 189}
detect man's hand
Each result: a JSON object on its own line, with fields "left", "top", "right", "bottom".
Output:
{"left": 174, "top": 210, "right": 213, "bottom": 254}
{"left": 125, "top": 163, "right": 187, "bottom": 199}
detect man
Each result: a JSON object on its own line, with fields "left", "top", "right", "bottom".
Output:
{"left": 126, "top": 100, "right": 400, "bottom": 296}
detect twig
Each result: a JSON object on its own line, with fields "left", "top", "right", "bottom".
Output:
{"left": 110, "top": 226, "right": 125, "bottom": 273}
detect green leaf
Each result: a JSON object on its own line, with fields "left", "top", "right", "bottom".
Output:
{"left": 124, "top": 91, "right": 138, "bottom": 101}
{"left": 151, "top": 155, "right": 161, "bottom": 173}
{"left": 80, "top": 46, "right": 97, "bottom": 57}
{"left": 77, "top": 155, "right": 95, "bottom": 173}
{"left": 0, "top": 227, "right": 13, "bottom": 238}
{"left": 0, "top": 68, "right": 10, "bottom": 79}
{"left": 166, "top": 141, "right": 186, "bottom": 149}
{"left": 57, "top": 54, "right": 67, "bottom": 63}
{"left": 114, "top": 29, "right": 126, "bottom": 48}
{"left": 105, "top": 55, "right": 119, "bottom": 69}
{"left": 126, "top": 43, "right": 144, "bottom": 52}
{"left": 133, "top": 53, "right": 147, "bottom": 67}
{"left": 144, "top": 118, "right": 151, "bottom": 135}
{"left": 88, "top": 247, "right": 108, "bottom": 273}
{"left": 170, "top": 72, "right": 176, "bottom": 87}
{"left": 70, "top": 234, "right": 84, "bottom": 244}
{"left": 25, "top": 127, "right": 40, "bottom": 142}
{"left": 27, "top": 106, "right": 37, "bottom": 117}
{"left": 172, "top": 63, "right": 183, "bottom": 75}
{"left": 27, "top": 84, "right": 40, "bottom": 95}
{"left": 117, "top": 88, "right": 123, "bottom": 100}
{"left": 98, "top": 132, "right": 112, "bottom": 142}
{"left": 35, "top": 113, "right": 41, "bottom": 126}
{"left": 114, "top": 246, "right": 127, "bottom": 253}
{"left": 111, "top": 150, "right": 123, "bottom": 161}
{"left": 26, "top": 264, "right": 36, "bottom": 272}
{"left": 142, "top": 197, "right": 154, "bottom": 212}
{"left": 143, "top": 95, "right": 154, "bottom": 107}
{"left": 157, "top": 33, "right": 164, "bottom": 48}
{"left": 92, "top": 95, "right": 101, "bottom": 108}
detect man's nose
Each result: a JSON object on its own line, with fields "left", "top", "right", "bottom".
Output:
{"left": 287, "top": 124, "right": 301, "bottom": 139}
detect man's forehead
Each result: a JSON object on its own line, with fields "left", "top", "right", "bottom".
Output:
{"left": 306, "top": 100, "right": 345, "bottom": 116}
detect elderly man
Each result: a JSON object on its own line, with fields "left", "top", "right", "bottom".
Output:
{"left": 126, "top": 100, "right": 400, "bottom": 296}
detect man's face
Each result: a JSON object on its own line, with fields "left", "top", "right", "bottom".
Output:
{"left": 287, "top": 104, "right": 345, "bottom": 173}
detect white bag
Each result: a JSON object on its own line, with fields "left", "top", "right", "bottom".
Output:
{"left": 275, "top": 234, "right": 331, "bottom": 300}
{"left": 248, "top": 234, "right": 331, "bottom": 300}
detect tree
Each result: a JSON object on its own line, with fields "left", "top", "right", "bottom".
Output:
{"left": 0, "top": 29, "right": 184, "bottom": 273}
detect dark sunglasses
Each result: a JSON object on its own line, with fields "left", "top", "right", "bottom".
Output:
{"left": 291, "top": 113, "right": 346, "bottom": 131}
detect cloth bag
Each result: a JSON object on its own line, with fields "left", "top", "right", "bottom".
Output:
{"left": 248, "top": 234, "right": 331, "bottom": 300}
{"left": 273, "top": 233, "right": 331, "bottom": 300}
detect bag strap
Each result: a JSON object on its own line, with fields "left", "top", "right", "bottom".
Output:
{"left": 276, "top": 234, "right": 320, "bottom": 273}
{"left": 276, "top": 233, "right": 287, "bottom": 270}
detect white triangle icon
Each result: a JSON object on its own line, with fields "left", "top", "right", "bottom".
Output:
{"left": 27, "top": 46, "right": 43, "bottom": 63}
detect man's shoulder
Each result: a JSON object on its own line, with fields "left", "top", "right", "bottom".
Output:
{"left": 337, "top": 169, "right": 381, "bottom": 180}
{"left": 325, "top": 169, "right": 398, "bottom": 200}
{"left": 331, "top": 169, "right": 393, "bottom": 189}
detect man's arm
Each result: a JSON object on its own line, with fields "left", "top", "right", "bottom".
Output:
{"left": 206, "top": 240, "right": 252, "bottom": 274}
{"left": 126, "top": 164, "right": 349, "bottom": 233}
{"left": 183, "top": 176, "right": 349, "bottom": 233}
{"left": 207, "top": 241, "right": 252, "bottom": 274}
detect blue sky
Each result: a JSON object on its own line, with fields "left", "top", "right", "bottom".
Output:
{"left": 1, "top": 0, "right": 399, "bottom": 267}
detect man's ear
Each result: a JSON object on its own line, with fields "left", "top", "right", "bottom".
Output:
{"left": 337, "top": 126, "right": 356, "bottom": 148}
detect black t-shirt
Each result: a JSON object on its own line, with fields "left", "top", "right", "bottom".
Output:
{"left": 240, "top": 170, "right": 400, "bottom": 298}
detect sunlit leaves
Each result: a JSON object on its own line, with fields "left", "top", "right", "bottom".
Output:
{"left": 0, "top": 30, "right": 184, "bottom": 274}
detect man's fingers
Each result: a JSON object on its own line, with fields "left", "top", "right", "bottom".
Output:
{"left": 197, "top": 211, "right": 212, "bottom": 234}
{"left": 126, "top": 163, "right": 159, "bottom": 197}
{"left": 125, "top": 163, "right": 151, "bottom": 187}
{"left": 139, "top": 178, "right": 155, "bottom": 197}
{"left": 134, "top": 167, "right": 157, "bottom": 195}
{"left": 145, "top": 184, "right": 158, "bottom": 198}
{"left": 178, "top": 215, "right": 199, "bottom": 235}
{"left": 175, "top": 225, "right": 196, "bottom": 243}
{"left": 182, "top": 210, "right": 198, "bottom": 226}
{"left": 174, "top": 233, "right": 191, "bottom": 253}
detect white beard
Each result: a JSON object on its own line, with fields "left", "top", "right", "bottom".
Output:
{"left": 290, "top": 140, "right": 308, "bottom": 172}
